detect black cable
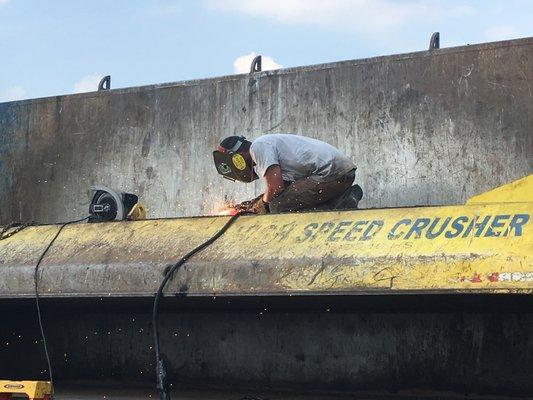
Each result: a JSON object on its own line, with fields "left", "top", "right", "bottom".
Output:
{"left": 152, "top": 212, "right": 243, "bottom": 400}
{"left": 34, "top": 216, "right": 89, "bottom": 399}
{"left": 0, "top": 221, "right": 35, "bottom": 240}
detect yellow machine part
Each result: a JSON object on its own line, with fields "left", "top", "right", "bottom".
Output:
{"left": 0, "top": 380, "right": 51, "bottom": 399}
{"left": 0, "top": 175, "right": 531, "bottom": 297}
{"left": 126, "top": 202, "right": 147, "bottom": 221}
{"left": 467, "top": 174, "right": 532, "bottom": 204}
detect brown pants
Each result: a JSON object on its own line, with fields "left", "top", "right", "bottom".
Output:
{"left": 269, "top": 170, "right": 355, "bottom": 213}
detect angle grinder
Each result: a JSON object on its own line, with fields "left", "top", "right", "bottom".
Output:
{"left": 88, "top": 186, "right": 146, "bottom": 222}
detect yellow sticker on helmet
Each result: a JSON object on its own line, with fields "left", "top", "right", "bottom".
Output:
{"left": 232, "top": 153, "right": 246, "bottom": 171}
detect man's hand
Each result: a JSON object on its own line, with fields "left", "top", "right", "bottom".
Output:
{"left": 249, "top": 197, "right": 269, "bottom": 214}
{"left": 236, "top": 194, "right": 269, "bottom": 214}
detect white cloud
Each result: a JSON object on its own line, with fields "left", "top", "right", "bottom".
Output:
{"left": 233, "top": 52, "right": 282, "bottom": 74}
{"left": 0, "top": 0, "right": 10, "bottom": 5}
{"left": 485, "top": 25, "right": 519, "bottom": 41}
{"left": 205, "top": 0, "right": 475, "bottom": 34}
{"left": 73, "top": 73, "right": 104, "bottom": 93}
{"left": 1, "top": 86, "right": 26, "bottom": 102}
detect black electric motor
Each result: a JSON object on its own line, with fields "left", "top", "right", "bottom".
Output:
{"left": 88, "top": 186, "right": 140, "bottom": 223}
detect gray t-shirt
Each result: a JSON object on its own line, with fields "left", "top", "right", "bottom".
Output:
{"left": 250, "top": 134, "right": 355, "bottom": 182}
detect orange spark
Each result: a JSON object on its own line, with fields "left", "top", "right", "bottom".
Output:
{"left": 212, "top": 202, "right": 238, "bottom": 216}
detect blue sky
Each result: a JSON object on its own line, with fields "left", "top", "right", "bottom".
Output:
{"left": 1, "top": 0, "right": 532, "bottom": 102}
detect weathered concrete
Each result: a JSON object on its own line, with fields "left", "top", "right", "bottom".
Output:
{"left": 1, "top": 38, "right": 532, "bottom": 224}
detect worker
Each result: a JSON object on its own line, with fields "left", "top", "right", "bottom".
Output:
{"left": 213, "top": 133, "right": 361, "bottom": 214}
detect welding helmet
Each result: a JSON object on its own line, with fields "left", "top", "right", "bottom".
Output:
{"left": 213, "top": 136, "right": 258, "bottom": 183}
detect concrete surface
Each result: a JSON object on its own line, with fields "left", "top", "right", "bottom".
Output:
{"left": 1, "top": 38, "right": 532, "bottom": 224}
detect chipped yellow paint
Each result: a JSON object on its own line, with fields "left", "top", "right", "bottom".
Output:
{"left": 0, "top": 176, "right": 531, "bottom": 296}
{"left": 200, "top": 201, "right": 532, "bottom": 292}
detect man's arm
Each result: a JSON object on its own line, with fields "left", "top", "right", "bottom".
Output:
{"left": 263, "top": 164, "right": 284, "bottom": 203}
{"left": 234, "top": 165, "right": 283, "bottom": 214}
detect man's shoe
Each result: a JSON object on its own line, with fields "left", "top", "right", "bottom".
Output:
{"left": 329, "top": 184, "right": 363, "bottom": 210}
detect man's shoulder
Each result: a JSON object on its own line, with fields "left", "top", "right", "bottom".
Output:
{"left": 249, "top": 138, "right": 265, "bottom": 155}
{"left": 251, "top": 133, "right": 297, "bottom": 147}
{"left": 250, "top": 135, "right": 288, "bottom": 162}
{"left": 251, "top": 135, "right": 275, "bottom": 152}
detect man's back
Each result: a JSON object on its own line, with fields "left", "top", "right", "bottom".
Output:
{"left": 250, "top": 133, "right": 355, "bottom": 182}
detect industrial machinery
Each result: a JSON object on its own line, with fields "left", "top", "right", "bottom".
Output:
{"left": 0, "top": 175, "right": 531, "bottom": 399}
{"left": 88, "top": 186, "right": 146, "bottom": 222}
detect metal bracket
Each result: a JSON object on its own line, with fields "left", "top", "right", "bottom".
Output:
{"left": 250, "top": 55, "right": 262, "bottom": 73}
{"left": 98, "top": 75, "right": 111, "bottom": 91}
{"left": 429, "top": 32, "right": 440, "bottom": 50}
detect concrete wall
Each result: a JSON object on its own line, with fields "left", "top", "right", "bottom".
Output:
{"left": 0, "top": 38, "right": 532, "bottom": 224}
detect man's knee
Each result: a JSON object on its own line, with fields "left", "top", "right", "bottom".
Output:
{"left": 269, "top": 191, "right": 307, "bottom": 213}
{"left": 269, "top": 178, "right": 317, "bottom": 213}
{"left": 269, "top": 170, "right": 355, "bottom": 213}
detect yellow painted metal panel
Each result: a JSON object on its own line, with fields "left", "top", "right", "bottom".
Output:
{"left": 0, "top": 201, "right": 531, "bottom": 296}
{"left": 467, "top": 174, "right": 533, "bottom": 204}
{"left": 228, "top": 203, "right": 531, "bottom": 292}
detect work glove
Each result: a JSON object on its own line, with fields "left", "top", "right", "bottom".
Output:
{"left": 236, "top": 194, "right": 270, "bottom": 214}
